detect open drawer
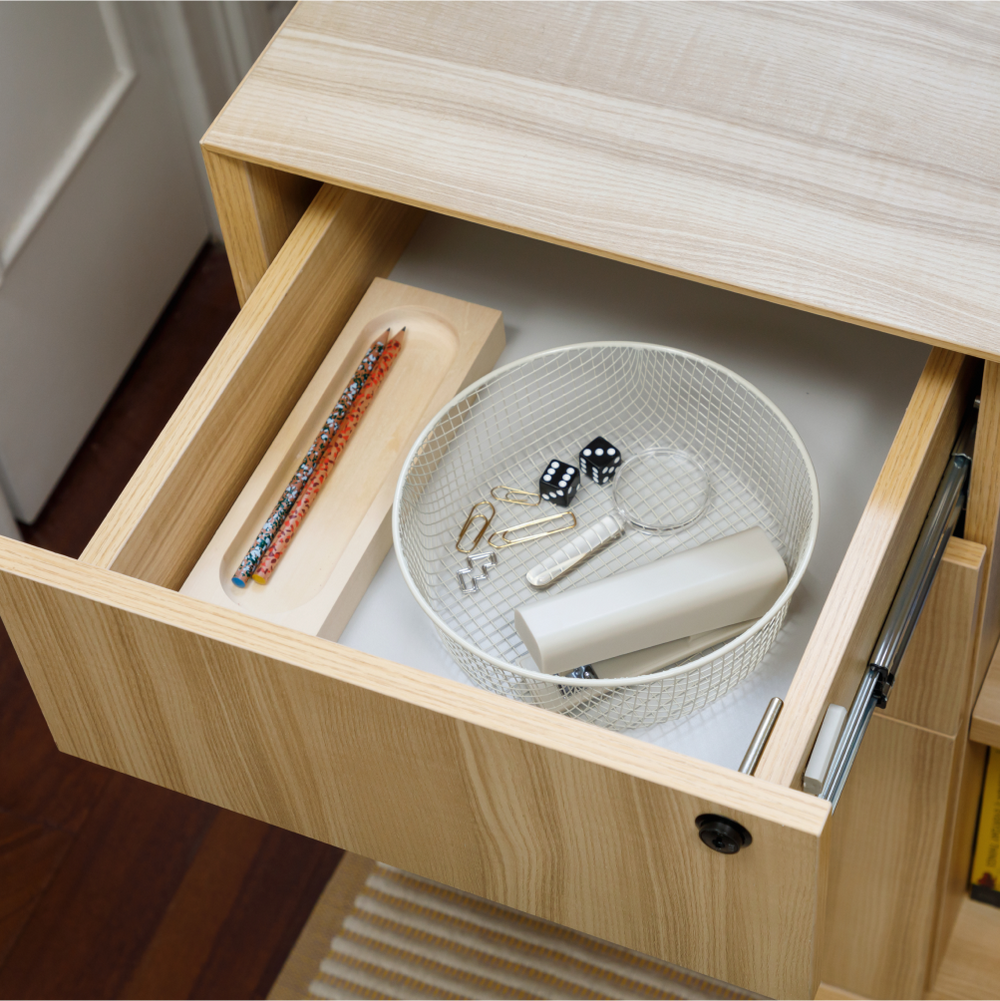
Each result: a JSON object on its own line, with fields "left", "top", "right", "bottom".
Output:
{"left": 0, "top": 183, "right": 983, "bottom": 999}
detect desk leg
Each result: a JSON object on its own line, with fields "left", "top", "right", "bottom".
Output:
{"left": 203, "top": 149, "right": 322, "bottom": 304}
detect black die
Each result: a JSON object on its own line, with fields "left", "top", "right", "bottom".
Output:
{"left": 538, "top": 459, "right": 579, "bottom": 506}
{"left": 579, "top": 436, "right": 623, "bottom": 485}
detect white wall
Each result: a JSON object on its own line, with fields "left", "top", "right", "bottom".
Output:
{"left": 0, "top": 2, "right": 291, "bottom": 533}
{"left": 0, "top": 490, "right": 19, "bottom": 541}
{"left": 157, "top": 1, "right": 294, "bottom": 238}
{"left": 0, "top": 2, "right": 208, "bottom": 524}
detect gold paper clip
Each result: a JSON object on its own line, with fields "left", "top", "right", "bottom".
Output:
{"left": 457, "top": 501, "right": 495, "bottom": 553}
{"left": 490, "top": 486, "right": 540, "bottom": 506}
{"left": 488, "top": 511, "right": 577, "bottom": 549}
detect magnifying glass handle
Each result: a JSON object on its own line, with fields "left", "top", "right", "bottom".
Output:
{"left": 526, "top": 513, "right": 625, "bottom": 589}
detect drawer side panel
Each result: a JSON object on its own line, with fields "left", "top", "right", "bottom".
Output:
{"left": 80, "top": 184, "right": 424, "bottom": 588}
{"left": 756, "top": 348, "right": 976, "bottom": 787}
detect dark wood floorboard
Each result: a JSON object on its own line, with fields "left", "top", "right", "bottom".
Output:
{"left": 0, "top": 776, "right": 218, "bottom": 1000}
{"left": 0, "top": 639, "right": 110, "bottom": 833}
{"left": 0, "top": 814, "right": 72, "bottom": 970}
{"left": 120, "top": 812, "right": 270, "bottom": 1000}
{"left": 0, "top": 244, "right": 343, "bottom": 999}
{"left": 188, "top": 826, "right": 343, "bottom": 1000}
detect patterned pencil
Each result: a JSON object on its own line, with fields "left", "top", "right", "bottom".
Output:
{"left": 251, "top": 334, "right": 404, "bottom": 584}
{"left": 231, "top": 334, "right": 388, "bottom": 587}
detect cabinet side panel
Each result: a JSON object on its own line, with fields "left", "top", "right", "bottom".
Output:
{"left": 971, "top": 648, "right": 1000, "bottom": 747}
{"left": 927, "top": 736, "right": 989, "bottom": 989}
{"left": 203, "top": 149, "right": 321, "bottom": 304}
{"left": 967, "top": 361, "right": 1000, "bottom": 693}
{"left": 822, "top": 715, "right": 954, "bottom": 999}
{"left": 80, "top": 185, "right": 424, "bottom": 588}
{"left": 756, "top": 349, "right": 975, "bottom": 787}
{"left": 884, "top": 538, "right": 984, "bottom": 735}
{"left": 821, "top": 535, "right": 986, "bottom": 996}
{"left": 930, "top": 895, "right": 1000, "bottom": 1001}
{"left": 0, "top": 541, "right": 828, "bottom": 1000}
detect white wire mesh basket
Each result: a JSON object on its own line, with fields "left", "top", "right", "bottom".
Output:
{"left": 393, "top": 342, "right": 819, "bottom": 731}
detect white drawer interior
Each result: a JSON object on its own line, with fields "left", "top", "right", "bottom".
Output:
{"left": 337, "top": 213, "right": 930, "bottom": 770}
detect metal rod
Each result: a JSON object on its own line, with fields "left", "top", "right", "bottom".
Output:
{"left": 819, "top": 406, "right": 976, "bottom": 808}
{"left": 819, "top": 667, "right": 880, "bottom": 807}
{"left": 869, "top": 456, "right": 970, "bottom": 678}
{"left": 739, "top": 697, "right": 783, "bottom": 775}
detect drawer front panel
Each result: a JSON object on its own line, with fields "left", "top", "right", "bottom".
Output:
{"left": 0, "top": 540, "right": 828, "bottom": 999}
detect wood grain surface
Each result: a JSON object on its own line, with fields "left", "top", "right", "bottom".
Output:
{"left": 822, "top": 714, "right": 955, "bottom": 1000}
{"left": 928, "top": 895, "right": 1000, "bottom": 1001}
{"left": 0, "top": 246, "right": 343, "bottom": 999}
{"left": 80, "top": 184, "right": 423, "bottom": 588}
{"left": 0, "top": 538, "right": 829, "bottom": 999}
{"left": 0, "top": 812, "right": 72, "bottom": 971}
{"left": 756, "top": 349, "right": 975, "bottom": 787}
{"left": 0, "top": 774, "right": 213, "bottom": 998}
{"left": 971, "top": 645, "right": 1000, "bottom": 748}
{"left": 116, "top": 809, "right": 268, "bottom": 999}
{"left": 181, "top": 277, "right": 504, "bottom": 639}
{"left": 928, "top": 736, "right": 989, "bottom": 992}
{"left": 814, "top": 985, "right": 865, "bottom": 1001}
{"left": 203, "top": 2, "right": 1000, "bottom": 359}
{"left": 884, "top": 537, "right": 984, "bottom": 735}
{"left": 203, "top": 150, "right": 321, "bottom": 305}
{"left": 966, "top": 361, "right": 1000, "bottom": 697}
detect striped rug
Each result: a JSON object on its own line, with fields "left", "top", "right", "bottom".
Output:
{"left": 271, "top": 854, "right": 758, "bottom": 1001}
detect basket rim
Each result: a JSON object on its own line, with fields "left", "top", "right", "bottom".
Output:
{"left": 392, "top": 340, "right": 820, "bottom": 690}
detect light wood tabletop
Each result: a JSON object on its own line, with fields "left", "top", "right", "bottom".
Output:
{"left": 204, "top": 2, "right": 1000, "bottom": 359}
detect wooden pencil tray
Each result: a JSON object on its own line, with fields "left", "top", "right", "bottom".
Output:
{"left": 0, "top": 183, "right": 985, "bottom": 999}
{"left": 180, "top": 278, "right": 504, "bottom": 639}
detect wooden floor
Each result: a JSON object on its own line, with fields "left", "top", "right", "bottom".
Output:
{"left": 0, "top": 245, "right": 343, "bottom": 999}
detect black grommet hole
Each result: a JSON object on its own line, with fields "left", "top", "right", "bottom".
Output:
{"left": 695, "top": 813, "right": 752, "bottom": 854}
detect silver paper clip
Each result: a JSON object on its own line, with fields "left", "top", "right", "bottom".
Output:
{"left": 466, "top": 551, "right": 498, "bottom": 577}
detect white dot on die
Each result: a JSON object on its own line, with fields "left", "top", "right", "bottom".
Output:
{"left": 595, "top": 448, "right": 603, "bottom": 456}
{"left": 543, "top": 474, "right": 552, "bottom": 481}
{"left": 583, "top": 449, "right": 591, "bottom": 456}
{"left": 608, "top": 447, "right": 616, "bottom": 455}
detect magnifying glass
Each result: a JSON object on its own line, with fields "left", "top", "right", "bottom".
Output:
{"left": 526, "top": 448, "right": 712, "bottom": 588}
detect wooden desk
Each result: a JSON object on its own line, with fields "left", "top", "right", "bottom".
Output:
{"left": 2, "top": 5, "right": 999, "bottom": 997}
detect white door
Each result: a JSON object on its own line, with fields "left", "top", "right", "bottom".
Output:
{"left": 0, "top": 1, "right": 209, "bottom": 524}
